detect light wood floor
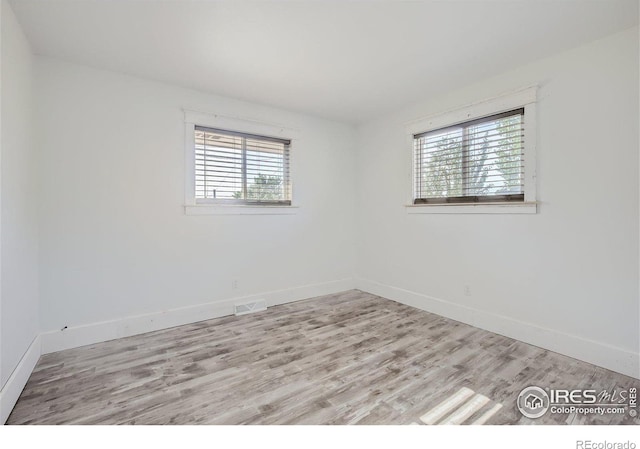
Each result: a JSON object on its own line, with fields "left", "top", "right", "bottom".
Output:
{"left": 7, "top": 290, "right": 640, "bottom": 425}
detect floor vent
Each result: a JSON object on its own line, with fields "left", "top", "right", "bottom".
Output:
{"left": 234, "top": 299, "right": 267, "bottom": 316}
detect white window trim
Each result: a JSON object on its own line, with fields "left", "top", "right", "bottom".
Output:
{"left": 405, "top": 86, "right": 538, "bottom": 214}
{"left": 183, "top": 109, "right": 300, "bottom": 215}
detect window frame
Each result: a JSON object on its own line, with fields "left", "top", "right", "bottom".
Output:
{"left": 184, "top": 110, "right": 298, "bottom": 215}
{"left": 405, "top": 86, "right": 537, "bottom": 214}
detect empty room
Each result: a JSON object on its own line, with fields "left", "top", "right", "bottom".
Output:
{"left": 1, "top": 0, "right": 639, "bottom": 443}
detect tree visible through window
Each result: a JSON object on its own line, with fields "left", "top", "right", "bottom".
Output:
{"left": 414, "top": 109, "right": 524, "bottom": 204}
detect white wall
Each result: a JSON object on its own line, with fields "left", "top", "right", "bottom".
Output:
{"left": 36, "top": 58, "right": 356, "bottom": 335}
{"left": 355, "top": 27, "right": 639, "bottom": 378}
{"left": 0, "top": 0, "right": 38, "bottom": 389}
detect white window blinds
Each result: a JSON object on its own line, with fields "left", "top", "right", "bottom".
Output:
{"left": 194, "top": 126, "right": 291, "bottom": 205}
{"left": 414, "top": 108, "right": 525, "bottom": 204}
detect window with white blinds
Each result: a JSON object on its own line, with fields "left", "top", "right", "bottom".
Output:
{"left": 194, "top": 126, "right": 291, "bottom": 205}
{"left": 414, "top": 108, "right": 525, "bottom": 204}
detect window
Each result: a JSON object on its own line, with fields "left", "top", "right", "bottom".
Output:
{"left": 414, "top": 108, "right": 525, "bottom": 204}
{"left": 194, "top": 126, "right": 291, "bottom": 206}
{"left": 406, "top": 86, "right": 537, "bottom": 213}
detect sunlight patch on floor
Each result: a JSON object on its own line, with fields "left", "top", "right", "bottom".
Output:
{"left": 417, "top": 387, "right": 502, "bottom": 425}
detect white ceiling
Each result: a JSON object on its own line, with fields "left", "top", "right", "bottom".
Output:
{"left": 9, "top": 0, "right": 639, "bottom": 124}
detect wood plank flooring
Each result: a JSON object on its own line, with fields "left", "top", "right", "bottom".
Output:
{"left": 7, "top": 290, "right": 640, "bottom": 425}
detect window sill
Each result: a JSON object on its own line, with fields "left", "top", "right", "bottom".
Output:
{"left": 185, "top": 204, "right": 299, "bottom": 215}
{"left": 406, "top": 202, "right": 537, "bottom": 214}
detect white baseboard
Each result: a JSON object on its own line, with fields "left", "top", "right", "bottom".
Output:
{"left": 0, "top": 335, "right": 42, "bottom": 424}
{"left": 356, "top": 278, "right": 640, "bottom": 380}
{"left": 41, "top": 278, "right": 356, "bottom": 355}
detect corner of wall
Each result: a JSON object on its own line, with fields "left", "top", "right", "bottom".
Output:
{"left": 0, "top": 0, "right": 41, "bottom": 424}
{"left": 0, "top": 335, "right": 41, "bottom": 424}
